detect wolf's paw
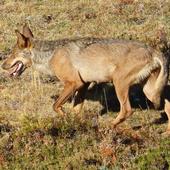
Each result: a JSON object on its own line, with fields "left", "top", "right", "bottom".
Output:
{"left": 161, "top": 130, "right": 170, "bottom": 137}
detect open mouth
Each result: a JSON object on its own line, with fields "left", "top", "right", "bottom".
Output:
{"left": 9, "top": 61, "right": 25, "bottom": 77}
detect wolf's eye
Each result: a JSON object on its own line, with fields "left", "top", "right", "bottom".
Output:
{"left": 23, "top": 50, "right": 32, "bottom": 57}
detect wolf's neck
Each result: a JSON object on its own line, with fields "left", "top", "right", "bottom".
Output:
{"left": 32, "top": 49, "right": 54, "bottom": 64}
{"left": 31, "top": 40, "right": 57, "bottom": 75}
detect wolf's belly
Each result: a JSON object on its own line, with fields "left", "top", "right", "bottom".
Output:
{"left": 72, "top": 59, "right": 116, "bottom": 83}
{"left": 79, "top": 68, "right": 115, "bottom": 83}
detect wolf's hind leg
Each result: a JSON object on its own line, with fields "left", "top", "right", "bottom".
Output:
{"left": 162, "top": 99, "right": 170, "bottom": 136}
{"left": 112, "top": 82, "right": 132, "bottom": 127}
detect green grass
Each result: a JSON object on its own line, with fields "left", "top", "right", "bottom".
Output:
{"left": 0, "top": 0, "right": 170, "bottom": 169}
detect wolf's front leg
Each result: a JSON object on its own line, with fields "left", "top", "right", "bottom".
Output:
{"left": 53, "top": 81, "right": 83, "bottom": 116}
{"left": 72, "top": 83, "right": 90, "bottom": 114}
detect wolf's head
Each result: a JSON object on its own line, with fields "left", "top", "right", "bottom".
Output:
{"left": 1, "top": 24, "right": 34, "bottom": 77}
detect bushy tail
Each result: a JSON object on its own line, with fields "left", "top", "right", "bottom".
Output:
{"left": 154, "top": 54, "right": 168, "bottom": 93}
{"left": 152, "top": 52, "right": 168, "bottom": 108}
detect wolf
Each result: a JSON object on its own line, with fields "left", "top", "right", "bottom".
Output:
{"left": 1, "top": 24, "right": 169, "bottom": 131}
{"left": 164, "top": 99, "right": 170, "bottom": 136}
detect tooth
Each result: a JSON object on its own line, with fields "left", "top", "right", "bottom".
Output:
{"left": 16, "top": 63, "right": 22, "bottom": 71}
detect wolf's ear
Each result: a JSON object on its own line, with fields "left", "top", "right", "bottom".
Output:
{"left": 22, "top": 23, "right": 34, "bottom": 39}
{"left": 15, "top": 30, "right": 31, "bottom": 49}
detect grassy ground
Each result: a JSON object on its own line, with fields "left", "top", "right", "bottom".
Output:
{"left": 0, "top": 0, "right": 170, "bottom": 169}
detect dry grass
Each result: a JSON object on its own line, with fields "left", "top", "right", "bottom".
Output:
{"left": 0, "top": 0, "right": 170, "bottom": 169}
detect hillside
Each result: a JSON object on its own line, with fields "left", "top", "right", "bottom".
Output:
{"left": 0, "top": 0, "right": 170, "bottom": 169}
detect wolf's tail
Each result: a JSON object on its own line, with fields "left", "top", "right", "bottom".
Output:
{"left": 154, "top": 52, "right": 168, "bottom": 94}
{"left": 152, "top": 52, "right": 168, "bottom": 108}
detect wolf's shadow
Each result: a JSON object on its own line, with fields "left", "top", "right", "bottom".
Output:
{"left": 84, "top": 83, "right": 170, "bottom": 115}
{"left": 50, "top": 79, "right": 170, "bottom": 123}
